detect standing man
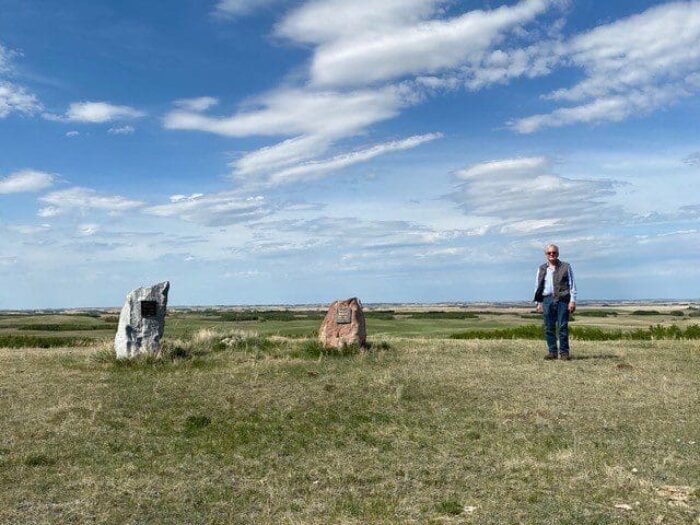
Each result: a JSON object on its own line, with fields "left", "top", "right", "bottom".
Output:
{"left": 533, "top": 244, "right": 577, "bottom": 360}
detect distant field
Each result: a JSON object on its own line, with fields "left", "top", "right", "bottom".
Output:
{"left": 0, "top": 306, "right": 698, "bottom": 523}
{"left": 1, "top": 304, "right": 700, "bottom": 346}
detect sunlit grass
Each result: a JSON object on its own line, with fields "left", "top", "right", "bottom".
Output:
{"left": 0, "top": 330, "right": 697, "bottom": 524}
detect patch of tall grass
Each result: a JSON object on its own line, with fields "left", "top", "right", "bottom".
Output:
{"left": 90, "top": 330, "right": 391, "bottom": 367}
{"left": 450, "top": 324, "right": 700, "bottom": 341}
{"left": 575, "top": 310, "right": 618, "bottom": 317}
{"left": 12, "top": 323, "right": 117, "bottom": 332}
{"left": 406, "top": 311, "right": 479, "bottom": 320}
{"left": 0, "top": 334, "right": 92, "bottom": 348}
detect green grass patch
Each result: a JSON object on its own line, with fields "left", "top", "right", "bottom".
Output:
{"left": 0, "top": 334, "right": 92, "bottom": 348}
{"left": 406, "top": 311, "right": 479, "bottom": 320}
{"left": 1, "top": 334, "right": 698, "bottom": 524}
{"left": 22, "top": 453, "right": 57, "bottom": 467}
{"left": 12, "top": 323, "right": 117, "bottom": 332}
{"left": 205, "top": 310, "right": 325, "bottom": 322}
{"left": 451, "top": 324, "right": 700, "bottom": 340}
{"left": 575, "top": 309, "right": 618, "bottom": 317}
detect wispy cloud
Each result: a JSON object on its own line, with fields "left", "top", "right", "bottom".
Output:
{"left": 213, "top": 0, "right": 285, "bottom": 18}
{"left": 265, "top": 133, "right": 442, "bottom": 185}
{"left": 173, "top": 96, "right": 219, "bottom": 111}
{"left": 450, "top": 156, "right": 622, "bottom": 233}
{"left": 0, "top": 81, "right": 41, "bottom": 118}
{"left": 165, "top": 0, "right": 562, "bottom": 187}
{"left": 0, "top": 42, "right": 41, "bottom": 118}
{"left": 108, "top": 125, "right": 135, "bottom": 135}
{"left": 511, "top": 0, "right": 700, "bottom": 132}
{"left": 283, "top": 0, "right": 557, "bottom": 88}
{"left": 48, "top": 101, "right": 145, "bottom": 123}
{"left": 165, "top": 86, "right": 406, "bottom": 138}
{"left": 683, "top": 151, "right": 700, "bottom": 166}
{"left": 0, "top": 170, "right": 54, "bottom": 194}
{"left": 145, "top": 192, "right": 273, "bottom": 226}
{"left": 165, "top": 86, "right": 413, "bottom": 183}
{"left": 38, "top": 187, "right": 144, "bottom": 217}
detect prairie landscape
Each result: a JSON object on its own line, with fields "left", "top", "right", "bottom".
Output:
{"left": 1, "top": 305, "right": 698, "bottom": 524}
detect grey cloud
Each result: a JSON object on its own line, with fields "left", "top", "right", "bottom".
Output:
{"left": 683, "top": 152, "right": 700, "bottom": 166}
{"left": 449, "top": 156, "right": 624, "bottom": 234}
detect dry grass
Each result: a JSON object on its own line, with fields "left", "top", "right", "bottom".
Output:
{"left": 0, "top": 335, "right": 698, "bottom": 524}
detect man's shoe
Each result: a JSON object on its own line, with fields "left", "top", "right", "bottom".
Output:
{"left": 559, "top": 353, "right": 571, "bottom": 360}
{"left": 544, "top": 353, "right": 558, "bottom": 360}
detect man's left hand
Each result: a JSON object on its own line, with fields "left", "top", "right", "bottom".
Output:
{"left": 568, "top": 301, "right": 576, "bottom": 313}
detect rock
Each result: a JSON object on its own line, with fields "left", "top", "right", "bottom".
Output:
{"left": 318, "top": 297, "right": 366, "bottom": 349}
{"left": 114, "top": 281, "right": 170, "bottom": 359}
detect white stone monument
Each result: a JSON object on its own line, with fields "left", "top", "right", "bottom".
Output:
{"left": 114, "top": 281, "right": 170, "bottom": 359}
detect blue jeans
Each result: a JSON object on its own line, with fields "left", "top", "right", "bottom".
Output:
{"left": 542, "top": 296, "right": 570, "bottom": 354}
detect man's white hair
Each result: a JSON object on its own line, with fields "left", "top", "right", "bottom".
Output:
{"left": 544, "top": 244, "right": 559, "bottom": 252}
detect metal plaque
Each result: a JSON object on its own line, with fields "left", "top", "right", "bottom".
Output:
{"left": 335, "top": 306, "right": 352, "bottom": 325}
{"left": 140, "top": 300, "right": 158, "bottom": 318}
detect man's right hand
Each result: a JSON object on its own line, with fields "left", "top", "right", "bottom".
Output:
{"left": 535, "top": 303, "right": 543, "bottom": 313}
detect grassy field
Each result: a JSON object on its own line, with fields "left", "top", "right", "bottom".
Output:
{"left": 0, "top": 309, "right": 698, "bottom": 524}
{"left": 2, "top": 304, "right": 700, "bottom": 344}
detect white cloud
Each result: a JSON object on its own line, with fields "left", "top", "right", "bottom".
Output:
{"left": 276, "top": 0, "right": 443, "bottom": 45}
{"left": 7, "top": 223, "right": 51, "bottom": 235}
{"left": 165, "top": 86, "right": 415, "bottom": 184}
{"left": 280, "top": 0, "right": 555, "bottom": 88}
{"left": 0, "top": 43, "right": 42, "bottom": 118}
{"left": 108, "top": 125, "right": 135, "bottom": 135}
{"left": 0, "top": 170, "right": 54, "bottom": 194}
{"left": 450, "top": 156, "right": 620, "bottom": 232}
{"left": 213, "top": 0, "right": 284, "bottom": 18}
{"left": 231, "top": 134, "right": 333, "bottom": 177}
{"left": 145, "top": 192, "right": 273, "bottom": 226}
{"left": 37, "top": 206, "right": 60, "bottom": 218}
{"left": 165, "top": 0, "right": 564, "bottom": 186}
{"left": 456, "top": 156, "right": 550, "bottom": 179}
{"left": 511, "top": 0, "right": 700, "bottom": 132}
{"left": 38, "top": 187, "right": 144, "bottom": 216}
{"left": 66, "top": 130, "right": 80, "bottom": 137}
{"left": 0, "top": 44, "right": 9, "bottom": 72}
{"left": 164, "top": 86, "right": 406, "bottom": 138}
{"left": 59, "top": 101, "right": 145, "bottom": 123}
{"left": 78, "top": 224, "right": 100, "bottom": 236}
{"left": 0, "top": 81, "right": 41, "bottom": 118}
{"left": 266, "top": 133, "right": 442, "bottom": 185}
{"left": 174, "top": 96, "right": 219, "bottom": 111}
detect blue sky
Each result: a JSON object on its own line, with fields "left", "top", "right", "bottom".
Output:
{"left": 1, "top": 0, "right": 699, "bottom": 308}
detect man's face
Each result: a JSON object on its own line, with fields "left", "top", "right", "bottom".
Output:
{"left": 545, "top": 247, "right": 559, "bottom": 264}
